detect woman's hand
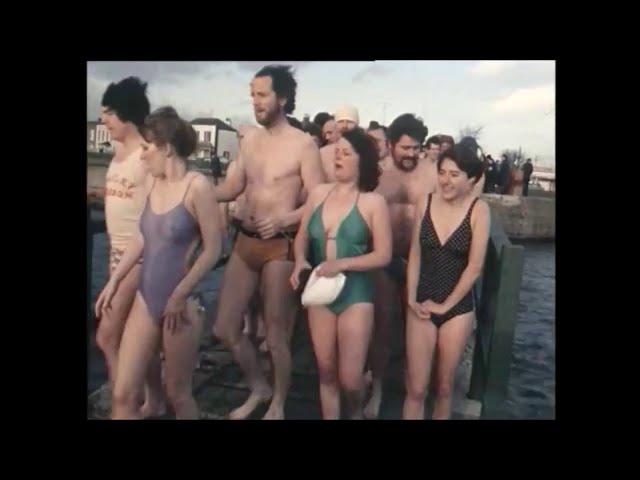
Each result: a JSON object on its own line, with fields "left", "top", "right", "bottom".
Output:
{"left": 315, "top": 259, "right": 345, "bottom": 278}
{"left": 290, "top": 260, "right": 312, "bottom": 290}
{"left": 94, "top": 278, "right": 119, "bottom": 318}
{"left": 163, "top": 290, "right": 190, "bottom": 334}
{"left": 423, "top": 299, "right": 448, "bottom": 316}
{"left": 408, "top": 300, "right": 431, "bottom": 320}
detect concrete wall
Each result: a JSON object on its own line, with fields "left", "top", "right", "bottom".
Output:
{"left": 482, "top": 194, "right": 555, "bottom": 240}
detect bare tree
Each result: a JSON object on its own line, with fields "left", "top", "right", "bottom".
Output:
{"left": 458, "top": 125, "right": 484, "bottom": 141}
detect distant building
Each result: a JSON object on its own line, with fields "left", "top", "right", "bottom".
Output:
{"left": 87, "top": 120, "right": 113, "bottom": 153}
{"left": 190, "top": 118, "right": 238, "bottom": 163}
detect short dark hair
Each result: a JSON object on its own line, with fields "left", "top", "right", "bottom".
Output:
{"left": 387, "top": 114, "right": 428, "bottom": 146}
{"left": 254, "top": 65, "right": 297, "bottom": 114}
{"left": 438, "top": 134, "right": 455, "bottom": 145}
{"left": 304, "top": 122, "right": 322, "bottom": 138}
{"left": 367, "top": 121, "right": 387, "bottom": 136}
{"left": 341, "top": 128, "right": 382, "bottom": 192}
{"left": 286, "top": 115, "right": 304, "bottom": 131}
{"left": 425, "top": 135, "right": 441, "bottom": 149}
{"left": 438, "top": 137, "right": 485, "bottom": 184}
{"left": 101, "top": 76, "right": 150, "bottom": 127}
{"left": 313, "top": 112, "right": 333, "bottom": 128}
{"left": 141, "top": 107, "right": 197, "bottom": 158}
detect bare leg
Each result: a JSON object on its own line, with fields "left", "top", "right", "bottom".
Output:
{"left": 139, "top": 354, "right": 166, "bottom": 417}
{"left": 337, "top": 303, "right": 374, "bottom": 420}
{"left": 96, "top": 263, "right": 139, "bottom": 392}
{"left": 261, "top": 260, "right": 297, "bottom": 420}
{"left": 111, "top": 293, "right": 162, "bottom": 419}
{"left": 365, "top": 269, "right": 400, "bottom": 419}
{"left": 97, "top": 263, "right": 165, "bottom": 414}
{"left": 163, "top": 297, "right": 204, "bottom": 419}
{"left": 212, "top": 251, "right": 271, "bottom": 419}
{"left": 402, "top": 308, "right": 438, "bottom": 420}
{"left": 432, "top": 312, "right": 474, "bottom": 420}
{"left": 308, "top": 306, "right": 339, "bottom": 419}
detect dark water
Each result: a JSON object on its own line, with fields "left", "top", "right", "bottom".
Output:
{"left": 87, "top": 234, "right": 555, "bottom": 419}
{"left": 504, "top": 242, "right": 555, "bottom": 419}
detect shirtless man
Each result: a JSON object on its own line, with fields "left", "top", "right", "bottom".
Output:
{"left": 320, "top": 105, "right": 359, "bottom": 181}
{"left": 424, "top": 135, "right": 441, "bottom": 164}
{"left": 367, "top": 123, "right": 393, "bottom": 171}
{"left": 320, "top": 115, "right": 339, "bottom": 147}
{"left": 365, "top": 113, "right": 431, "bottom": 419}
{"left": 93, "top": 77, "right": 164, "bottom": 416}
{"left": 211, "top": 65, "right": 326, "bottom": 420}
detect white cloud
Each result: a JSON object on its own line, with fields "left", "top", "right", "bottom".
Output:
{"left": 469, "top": 61, "right": 518, "bottom": 77}
{"left": 492, "top": 84, "right": 555, "bottom": 114}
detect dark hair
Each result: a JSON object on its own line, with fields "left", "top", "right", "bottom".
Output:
{"left": 438, "top": 136, "right": 485, "bottom": 184}
{"left": 425, "top": 135, "right": 441, "bottom": 149}
{"left": 141, "top": 107, "right": 198, "bottom": 158}
{"left": 254, "top": 65, "right": 297, "bottom": 114}
{"left": 367, "top": 121, "right": 387, "bottom": 136}
{"left": 286, "top": 115, "right": 304, "bottom": 131}
{"left": 387, "top": 113, "right": 428, "bottom": 146}
{"left": 101, "top": 76, "right": 150, "bottom": 127}
{"left": 438, "top": 134, "right": 455, "bottom": 145}
{"left": 341, "top": 128, "right": 381, "bottom": 192}
{"left": 313, "top": 112, "right": 333, "bottom": 128}
{"left": 304, "top": 122, "right": 322, "bottom": 139}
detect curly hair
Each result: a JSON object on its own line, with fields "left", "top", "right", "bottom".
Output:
{"left": 101, "top": 76, "right": 150, "bottom": 127}
{"left": 341, "top": 128, "right": 382, "bottom": 192}
{"left": 254, "top": 65, "right": 297, "bottom": 114}
{"left": 387, "top": 113, "right": 428, "bottom": 146}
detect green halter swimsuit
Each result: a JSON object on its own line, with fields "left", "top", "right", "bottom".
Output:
{"left": 307, "top": 186, "right": 374, "bottom": 315}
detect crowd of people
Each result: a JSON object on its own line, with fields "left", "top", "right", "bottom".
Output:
{"left": 89, "top": 65, "right": 492, "bottom": 420}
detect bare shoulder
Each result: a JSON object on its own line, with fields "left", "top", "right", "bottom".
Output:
{"left": 320, "top": 143, "right": 334, "bottom": 157}
{"left": 189, "top": 172, "right": 214, "bottom": 195}
{"left": 471, "top": 197, "right": 490, "bottom": 223}
{"left": 295, "top": 129, "right": 319, "bottom": 153}
{"left": 359, "top": 190, "right": 388, "bottom": 212}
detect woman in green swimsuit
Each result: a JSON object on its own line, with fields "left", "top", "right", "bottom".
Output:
{"left": 290, "top": 128, "right": 392, "bottom": 419}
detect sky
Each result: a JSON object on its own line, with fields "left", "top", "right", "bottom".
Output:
{"left": 87, "top": 60, "right": 555, "bottom": 167}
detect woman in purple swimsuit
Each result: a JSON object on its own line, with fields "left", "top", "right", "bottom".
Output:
{"left": 403, "top": 138, "right": 491, "bottom": 420}
{"left": 96, "top": 107, "right": 222, "bottom": 419}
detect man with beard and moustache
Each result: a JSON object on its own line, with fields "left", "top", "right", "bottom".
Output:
{"left": 364, "top": 113, "right": 431, "bottom": 419}
{"left": 320, "top": 105, "right": 359, "bottom": 181}
{"left": 211, "top": 65, "right": 326, "bottom": 420}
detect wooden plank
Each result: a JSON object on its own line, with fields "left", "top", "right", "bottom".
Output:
{"left": 481, "top": 244, "right": 524, "bottom": 419}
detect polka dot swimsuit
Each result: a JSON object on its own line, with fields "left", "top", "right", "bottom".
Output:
{"left": 416, "top": 193, "right": 478, "bottom": 327}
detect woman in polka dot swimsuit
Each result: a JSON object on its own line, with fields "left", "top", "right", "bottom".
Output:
{"left": 403, "top": 139, "right": 491, "bottom": 420}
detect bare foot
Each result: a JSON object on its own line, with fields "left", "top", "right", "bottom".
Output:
{"left": 229, "top": 385, "right": 273, "bottom": 420}
{"left": 364, "top": 380, "right": 382, "bottom": 420}
{"left": 259, "top": 339, "right": 269, "bottom": 353}
{"left": 262, "top": 402, "right": 285, "bottom": 420}
{"left": 139, "top": 400, "right": 167, "bottom": 419}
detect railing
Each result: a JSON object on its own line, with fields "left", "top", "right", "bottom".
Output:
{"left": 468, "top": 216, "right": 524, "bottom": 418}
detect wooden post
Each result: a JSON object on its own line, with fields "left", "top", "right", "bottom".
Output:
{"left": 481, "top": 243, "right": 524, "bottom": 418}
